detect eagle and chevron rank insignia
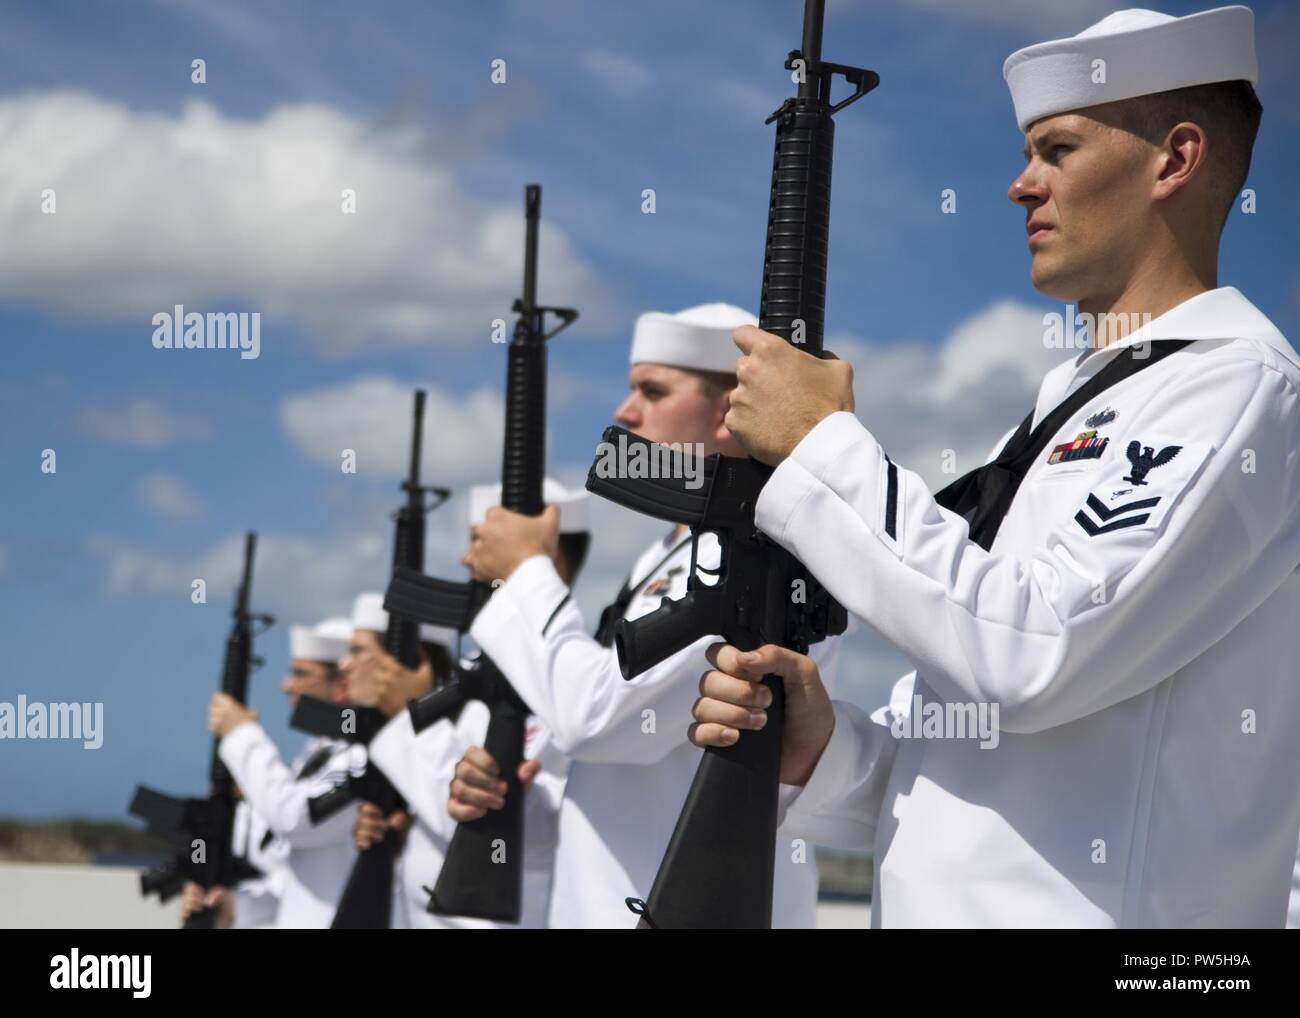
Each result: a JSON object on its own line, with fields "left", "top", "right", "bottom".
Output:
{"left": 1047, "top": 429, "right": 1109, "bottom": 465}
{"left": 1073, "top": 436, "right": 1198, "bottom": 538}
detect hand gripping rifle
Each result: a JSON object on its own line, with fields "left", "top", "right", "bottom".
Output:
{"left": 288, "top": 389, "right": 449, "bottom": 928}
{"left": 583, "top": 0, "right": 871, "bottom": 928}
{"left": 129, "top": 532, "right": 274, "bottom": 928}
{"left": 383, "top": 183, "right": 577, "bottom": 923}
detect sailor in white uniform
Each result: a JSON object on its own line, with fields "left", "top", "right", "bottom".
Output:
{"left": 449, "top": 305, "right": 840, "bottom": 928}
{"left": 690, "top": 6, "right": 1300, "bottom": 927}
{"left": 208, "top": 617, "right": 366, "bottom": 928}
{"left": 365, "top": 480, "right": 583, "bottom": 928}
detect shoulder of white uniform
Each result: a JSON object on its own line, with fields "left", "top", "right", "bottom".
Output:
{"left": 1205, "top": 288, "right": 1300, "bottom": 380}
{"left": 1226, "top": 337, "right": 1300, "bottom": 391}
{"left": 1183, "top": 337, "right": 1300, "bottom": 406}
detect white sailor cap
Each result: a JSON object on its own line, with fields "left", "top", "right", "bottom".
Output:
{"left": 468, "top": 478, "right": 589, "bottom": 533}
{"left": 315, "top": 616, "right": 353, "bottom": 644}
{"left": 1004, "top": 6, "right": 1258, "bottom": 133}
{"left": 350, "top": 592, "right": 388, "bottom": 635}
{"left": 350, "top": 592, "right": 457, "bottom": 649}
{"left": 629, "top": 303, "right": 757, "bottom": 375}
{"left": 289, "top": 620, "right": 349, "bottom": 665}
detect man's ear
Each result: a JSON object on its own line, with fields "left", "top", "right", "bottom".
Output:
{"left": 1153, "top": 121, "right": 1208, "bottom": 203}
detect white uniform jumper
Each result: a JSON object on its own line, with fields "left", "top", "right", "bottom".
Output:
{"left": 762, "top": 288, "right": 1300, "bottom": 927}
{"left": 220, "top": 725, "right": 364, "bottom": 928}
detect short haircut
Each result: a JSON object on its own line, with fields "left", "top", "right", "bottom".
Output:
{"left": 1114, "top": 80, "right": 1262, "bottom": 233}
{"left": 692, "top": 369, "right": 738, "bottom": 398}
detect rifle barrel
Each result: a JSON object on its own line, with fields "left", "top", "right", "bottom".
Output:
{"left": 237, "top": 531, "right": 256, "bottom": 615}
{"left": 521, "top": 184, "right": 540, "bottom": 313}
{"left": 409, "top": 389, "right": 426, "bottom": 490}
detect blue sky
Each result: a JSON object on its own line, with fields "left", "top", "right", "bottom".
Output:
{"left": 2, "top": 0, "right": 1297, "bottom": 818}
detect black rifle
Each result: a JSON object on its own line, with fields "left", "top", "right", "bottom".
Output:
{"left": 583, "top": 0, "right": 870, "bottom": 928}
{"left": 384, "top": 183, "right": 577, "bottom": 923}
{"left": 129, "top": 532, "right": 274, "bottom": 928}
{"left": 289, "top": 389, "right": 449, "bottom": 929}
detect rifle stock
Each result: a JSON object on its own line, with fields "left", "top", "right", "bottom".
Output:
{"left": 426, "top": 664, "right": 527, "bottom": 922}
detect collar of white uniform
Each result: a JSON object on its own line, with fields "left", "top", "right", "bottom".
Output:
{"left": 1072, "top": 286, "right": 1294, "bottom": 370}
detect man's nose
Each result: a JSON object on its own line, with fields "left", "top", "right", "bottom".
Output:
{"left": 1008, "top": 165, "right": 1046, "bottom": 208}
{"left": 614, "top": 394, "right": 639, "bottom": 427}
{"left": 280, "top": 674, "right": 295, "bottom": 694}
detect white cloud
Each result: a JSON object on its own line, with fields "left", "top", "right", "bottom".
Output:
{"left": 134, "top": 471, "right": 205, "bottom": 521}
{"left": 72, "top": 396, "right": 214, "bottom": 447}
{"left": 832, "top": 298, "right": 1071, "bottom": 487}
{"left": 281, "top": 376, "right": 504, "bottom": 483}
{"left": 92, "top": 529, "right": 416, "bottom": 621}
{"left": 0, "top": 92, "right": 610, "bottom": 353}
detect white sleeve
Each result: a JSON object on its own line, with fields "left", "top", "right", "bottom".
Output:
{"left": 219, "top": 722, "right": 359, "bottom": 848}
{"left": 470, "top": 555, "right": 713, "bottom": 765}
{"left": 755, "top": 357, "right": 1300, "bottom": 734}
{"left": 369, "top": 712, "right": 431, "bottom": 820}
{"left": 231, "top": 880, "right": 281, "bottom": 929}
{"left": 776, "top": 700, "right": 900, "bottom": 850}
